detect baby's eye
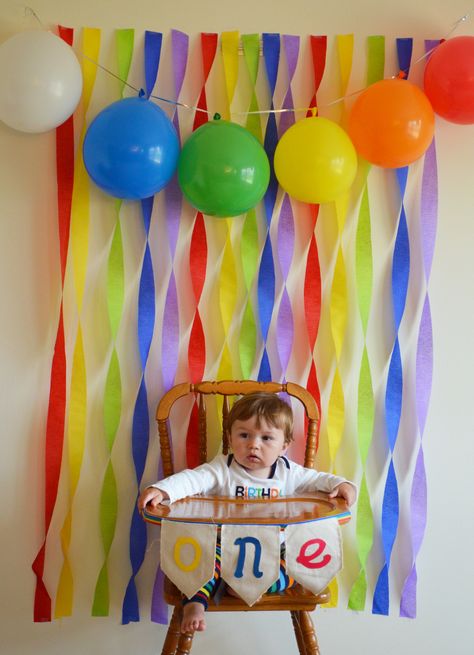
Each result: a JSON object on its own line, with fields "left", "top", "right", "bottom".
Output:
{"left": 238, "top": 432, "right": 248, "bottom": 439}
{"left": 262, "top": 435, "right": 273, "bottom": 441}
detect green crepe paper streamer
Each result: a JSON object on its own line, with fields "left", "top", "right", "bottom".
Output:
{"left": 107, "top": 222, "right": 124, "bottom": 341}
{"left": 241, "top": 207, "right": 259, "bottom": 289}
{"left": 357, "top": 348, "right": 375, "bottom": 464}
{"left": 355, "top": 187, "right": 372, "bottom": 334}
{"left": 239, "top": 301, "right": 257, "bottom": 379}
{"left": 242, "top": 34, "right": 262, "bottom": 142}
{"left": 104, "top": 349, "right": 122, "bottom": 451}
{"left": 348, "top": 350, "right": 375, "bottom": 610}
{"left": 116, "top": 29, "right": 135, "bottom": 97}
{"left": 347, "top": 35, "right": 383, "bottom": 611}
{"left": 92, "top": 28, "right": 133, "bottom": 618}
{"left": 92, "top": 462, "right": 118, "bottom": 616}
{"left": 348, "top": 476, "right": 373, "bottom": 610}
{"left": 367, "top": 35, "right": 385, "bottom": 86}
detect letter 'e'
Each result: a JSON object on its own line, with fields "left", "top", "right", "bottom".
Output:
{"left": 296, "top": 538, "right": 331, "bottom": 569}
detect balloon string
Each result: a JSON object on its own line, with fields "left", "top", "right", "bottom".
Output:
{"left": 22, "top": 4, "right": 474, "bottom": 117}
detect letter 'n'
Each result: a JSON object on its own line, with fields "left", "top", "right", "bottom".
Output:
{"left": 233, "top": 537, "right": 264, "bottom": 579}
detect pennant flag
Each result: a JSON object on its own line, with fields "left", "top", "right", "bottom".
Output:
{"left": 221, "top": 525, "right": 281, "bottom": 606}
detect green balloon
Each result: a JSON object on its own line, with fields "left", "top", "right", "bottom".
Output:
{"left": 178, "top": 119, "right": 270, "bottom": 217}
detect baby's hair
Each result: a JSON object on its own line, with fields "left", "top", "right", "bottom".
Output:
{"left": 226, "top": 392, "right": 294, "bottom": 444}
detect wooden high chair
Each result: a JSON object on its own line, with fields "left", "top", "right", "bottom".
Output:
{"left": 144, "top": 380, "right": 348, "bottom": 655}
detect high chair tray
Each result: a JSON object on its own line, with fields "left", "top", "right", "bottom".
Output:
{"left": 142, "top": 492, "right": 351, "bottom": 526}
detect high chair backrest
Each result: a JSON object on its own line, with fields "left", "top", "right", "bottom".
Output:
{"left": 156, "top": 380, "right": 319, "bottom": 478}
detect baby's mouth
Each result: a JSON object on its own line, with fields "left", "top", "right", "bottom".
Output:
{"left": 247, "top": 454, "right": 260, "bottom": 462}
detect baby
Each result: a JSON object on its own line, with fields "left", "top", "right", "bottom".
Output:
{"left": 138, "top": 392, "right": 356, "bottom": 633}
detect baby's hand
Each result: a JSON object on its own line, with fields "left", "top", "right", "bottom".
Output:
{"left": 137, "top": 487, "right": 168, "bottom": 512}
{"left": 328, "top": 482, "right": 356, "bottom": 507}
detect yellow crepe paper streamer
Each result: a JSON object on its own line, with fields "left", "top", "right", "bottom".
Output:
{"left": 55, "top": 329, "right": 87, "bottom": 617}
{"left": 217, "top": 32, "right": 240, "bottom": 382}
{"left": 348, "top": 36, "right": 385, "bottom": 611}
{"left": 54, "top": 27, "right": 101, "bottom": 618}
{"left": 92, "top": 28, "right": 133, "bottom": 616}
{"left": 324, "top": 34, "right": 353, "bottom": 609}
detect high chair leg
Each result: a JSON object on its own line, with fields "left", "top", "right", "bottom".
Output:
{"left": 291, "top": 610, "right": 307, "bottom": 655}
{"left": 176, "top": 630, "right": 194, "bottom": 655}
{"left": 161, "top": 606, "right": 182, "bottom": 655}
{"left": 294, "top": 610, "right": 320, "bottom": 655}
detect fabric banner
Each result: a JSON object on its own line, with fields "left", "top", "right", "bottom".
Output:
{"left": 160, "top": 522, "right": 218, "bottom": 599}
{"left": 221, "top": 524, "right": 281, "bottom": 606}
{"left": 286, "top": 520, "right": 342, "bottom": 595}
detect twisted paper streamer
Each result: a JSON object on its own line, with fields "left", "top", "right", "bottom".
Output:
{"left": 399, "top": 40, "right": 439, "bottom": 617}
{"left": 348, "top": 35, "right": 385, "bottom": 611}
{"left": 184, "top": 33, "right": 216, "bottom": 473}
{"left": 274, "top": 35, "right": 298, "bottom": 385}
{"left": 52, "top": 27, "right": 101, "bottom": 619}
{"left": 91, "top": 27, "right": 134, "bottom": 619}
{"left": 151, "top": 30, "right": 190, "bottom": 625}
{"left": 257, "top": 33, "right": 280, "bottom": 381}
{"left": 373, "top": 37, "right": 413, "bottom": 616}
{"left": 216, "top": 31, "right": 240, "bottom": 382}
{"left": 238, "top": 34, "right": 262, "bottom": 379}
{"left": 324, "top": 34, "right": 353, "bottom": 608}
{"left": 122, "top": 30, "right": 164, "bottom": 624}
{"left": 31, "top": 26, "right": 76, "bottom": 622}
{"left": 303, "top": 35, "right": 327, "bottom": 438}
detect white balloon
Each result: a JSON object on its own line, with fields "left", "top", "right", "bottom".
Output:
{"left": 0, "top": 30, "right": 83, "bottom": 133}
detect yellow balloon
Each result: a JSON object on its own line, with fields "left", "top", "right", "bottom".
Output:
{"left": 274, "top": 116, "right": 357, "bottom": 203}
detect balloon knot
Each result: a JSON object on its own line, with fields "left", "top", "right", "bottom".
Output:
{"left": 396, "top": 70, "right": 407, "bottom": 79}
{"left": 138, "top": 88, "right": 146, "bottom": 98}
{"left": 213, "top": 112, "right": 221, "bottom": 121}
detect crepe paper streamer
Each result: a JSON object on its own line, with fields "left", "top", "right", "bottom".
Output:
{"left": 185, "top": 33, "right": 216, "bottom": 389}
{"left": 49, "top": 27, "right": 101, "bottom": 620}
{"left": 400, "top": 49, "right": 438, "bottom": 615}
{"left": 373, "top": 37, "right": 413, "bottom": 617}
{"left": 184, "top": 33, "right": 215, "bottom": 478}
{"left": 238, "top": 34, "right": 262, "bottom": 379}
{"left": 121, "top": 30, "right": 164, "bottom": 625}
{"left": 348, "top": 36, "right": 384, "bottom": 611}
{"left": 91, "top": 29, "right": 133, "bottom": 619}
{"left": 323, "top": 35, "right": 353, "bottom": 609}
{"left": 336, "top": 34, "right": 354, "bottom": 125}
{"left": 216, "top": 32, "right": 239, "bottom": 384}
{"left": 257, "top": 33, "right": 280, "bottom": 381}
{"left": 348, "top": 189, "right": 375, "bottom": 611}
{"left": 274, "top": 36, "right": 298, "bottom": 382}
{"left": 303, "top": 35, "right": 327, "bottom": 437}
{"left": 54, "top": 328, "right": 87, "bottom": 618}
{"left": 31, "top": 26, "right": 76, "bottom": 622}
{"left": 162, "top": 29, "right": 189, "bottom": 396}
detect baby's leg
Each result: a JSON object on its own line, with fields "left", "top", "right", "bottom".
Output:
{"left": 181, "top": 602, "right": 206, "bottom": 633}
{"left": 180, "top": 541, "right": 222, "bottom": 632}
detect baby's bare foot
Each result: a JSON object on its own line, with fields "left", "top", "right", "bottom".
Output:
{"left": 181, "top": 602, "right": 206, "bottom": 633}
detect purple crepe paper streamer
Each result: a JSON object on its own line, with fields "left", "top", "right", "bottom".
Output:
{"left": 400, "top": 82, "right": 438, "bottom": 616}
{"left": 275, "top": 37, "right": 298, "bottom": 379}
{"left": 257, "top": 34, "right": 280, "bottom": 381}
{"left": 152, "top": 30, "right": 189, "bottom": 625}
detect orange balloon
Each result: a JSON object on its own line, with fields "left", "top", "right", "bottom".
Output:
{"left": 348, "top": 79, "right": 435, "bottom": 168}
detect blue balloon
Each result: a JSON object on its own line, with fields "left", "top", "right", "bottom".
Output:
{"left": 83, "top": 96, "right": 179, "bottom": 199}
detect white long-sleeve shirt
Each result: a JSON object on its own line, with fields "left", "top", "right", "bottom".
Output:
{"left": 151, "top": 454, "right": 356, "bottom": 504}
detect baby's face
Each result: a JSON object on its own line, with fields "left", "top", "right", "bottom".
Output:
{"left": 228, "top": 415, "right": 287, "bottom": 478}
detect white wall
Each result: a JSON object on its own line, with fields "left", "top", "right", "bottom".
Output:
{"left": 1, "top": 1, "right": 474, "bottom": 653}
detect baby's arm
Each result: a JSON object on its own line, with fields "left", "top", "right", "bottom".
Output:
{"left": 137, "top": 486, "right": 169, "bottom": 511}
